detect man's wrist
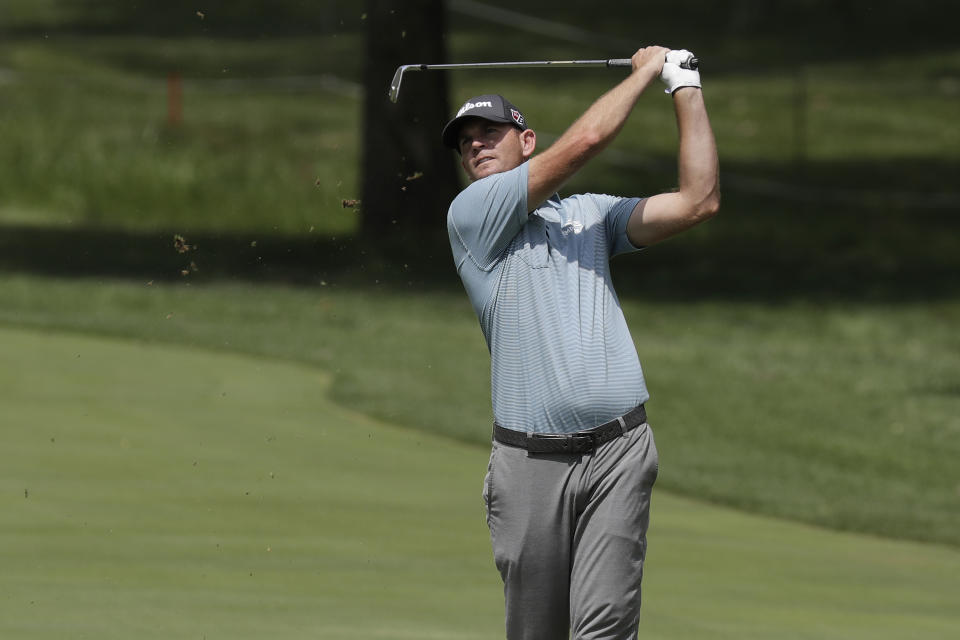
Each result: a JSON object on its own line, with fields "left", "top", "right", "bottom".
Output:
{"left": 671, "top": 86, "right": 702, "bottom": 97}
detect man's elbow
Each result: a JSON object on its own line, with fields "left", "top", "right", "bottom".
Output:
{"left": 564, "top": 124, "right": 605, "bottom": 157}
{"left": 698, "top": 187, "right": 721, "bottom": 219}
{"left": 701, "top": 189, "right": 720, "bottom": 218}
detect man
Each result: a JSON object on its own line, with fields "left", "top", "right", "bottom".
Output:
{"left": 443, "top": 47, "right": 719, "bottom": 639}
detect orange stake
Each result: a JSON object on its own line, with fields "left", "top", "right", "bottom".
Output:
{"left": 167, "top": 72, "right": 183, "bottom": 126}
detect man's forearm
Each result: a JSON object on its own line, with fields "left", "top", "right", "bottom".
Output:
{"left": 527, "top": 47, "right": 667, "bottom": 207}
{"left": 555, "top": 65, "right": 660, "bottom": 158}
{"left": 623, "top": 85, "right": 720, "bottom": 248}
{"left": 674, "top": 87, "right": 719, "bottom": 215}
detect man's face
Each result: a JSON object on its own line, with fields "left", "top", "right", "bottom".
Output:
{"left": 457, "top": 118, "right": 533, "bottom": 182}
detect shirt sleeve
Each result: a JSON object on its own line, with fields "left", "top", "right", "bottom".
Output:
{"left": 447, "top": 162, "right": 530, "bottom": 272}
{"left": 601, "top": 195, "right": 644, "bottom": 257}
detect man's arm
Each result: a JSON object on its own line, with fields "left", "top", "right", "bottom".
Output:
{"left": 526, "top": 47, "right": 669, "bottom": 209}
{"left": 626, "top": 86, "right": 720, "bottom": 247}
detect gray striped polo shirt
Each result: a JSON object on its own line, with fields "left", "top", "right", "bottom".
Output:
{"left": 447, "top": 161, "right": 649, "bottom": 434}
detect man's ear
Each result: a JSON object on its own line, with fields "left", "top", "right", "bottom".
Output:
{"left": 520, "top": 129, "right": 537, "bottom": 159}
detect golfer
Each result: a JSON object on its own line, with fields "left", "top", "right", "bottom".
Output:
{"left": 443, "top": 47, "right": 719, "bottom": 639}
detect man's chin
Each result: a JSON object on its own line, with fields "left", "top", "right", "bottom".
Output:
{"left": 470, "top": 163, "right": 498, "bottom": 181}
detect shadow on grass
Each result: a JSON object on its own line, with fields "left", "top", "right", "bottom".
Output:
{"left": 0, "top": 224, "right": 455, "bottom": 289}
{"left": 2, "top": 157, "right": 958, "bottom": 303}
{"left": 2, "top": 216, "right": 956, "bottom": 304}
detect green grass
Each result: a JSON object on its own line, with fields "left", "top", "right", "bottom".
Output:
{"left": 1, "top": 36, "right": 958, "bottom": 235}
{"left": 0, "top": 325, "right": 500, "bottom": 639}
{"left": 0, "top": 274, "right": 958, "bottom": 550}
{"left": 0, "top": 37, "right": 361, "bottom": 235}
{"left": 2, "top": 325, "right": 959, "bottom": 639}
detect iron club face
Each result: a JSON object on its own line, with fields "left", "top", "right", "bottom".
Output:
{"left": 389, "top": 64, "right": 417, "bottom": 103}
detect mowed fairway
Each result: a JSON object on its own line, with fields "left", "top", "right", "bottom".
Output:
{"left": 1, "top": 327, "right": 958, "bottom": 639}
{"left": 0, "top": 326, "right": 501, "bottom": 639}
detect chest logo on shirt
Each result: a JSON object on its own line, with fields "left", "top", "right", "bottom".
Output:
{"left": 561, "top": 220, "right": 584, "bottom": 235}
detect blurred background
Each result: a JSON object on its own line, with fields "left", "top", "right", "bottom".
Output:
{"left": 2, "top": 0, "right": 958, "bottom": 289}
{"left": 1, "top": 1, "right": 958, "bottom": 638}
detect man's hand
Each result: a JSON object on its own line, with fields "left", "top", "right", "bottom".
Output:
{"left": 660, "top": 49, "right": 701, "bottom": 94}
{"left": 631, "top": 46, "right": 669, "bottom": 81}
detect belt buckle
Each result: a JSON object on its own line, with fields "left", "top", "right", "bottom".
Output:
{"left": 571, "top": 433, "right": 594, "bottom": 451}
{"left": 581, "top": 424, "right": 615, "bottom": 449}
{"left": 583, "top": 433, "right": 603, "bottom": 451}
{"left": 528, "top": 432, "right": 594, "bottom": 453}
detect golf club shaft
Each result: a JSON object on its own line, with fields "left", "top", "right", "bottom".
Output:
{"left": 389, "top": 57, "right": 698, "bottom": 102}
{"left": 403, "top": 57, "right": 698, "bottom": 71}
{"left": 410, "top": 59, "right": 632, "bottom": 72}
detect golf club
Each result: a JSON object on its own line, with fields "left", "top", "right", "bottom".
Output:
{"left": 388, "top": 55, "right": 699, "bottom": 103}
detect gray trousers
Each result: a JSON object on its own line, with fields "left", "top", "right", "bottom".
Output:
{"left": 482, "top": 422, "right": 659, "bottom": 640}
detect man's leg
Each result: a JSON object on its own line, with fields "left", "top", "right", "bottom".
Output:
{"left": 569, "top": 424, "right": 659, "bottom": 640}
{"left": 484, "top": 441, "right": 581, "bottom": 640}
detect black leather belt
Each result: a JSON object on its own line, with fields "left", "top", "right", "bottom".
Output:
{"left": 493, "top": 404, "right": 647, "bottom": 454}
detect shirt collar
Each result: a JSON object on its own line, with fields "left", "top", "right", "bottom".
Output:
{"left": 531, "top": 194, "right": 563, "bottom": 223}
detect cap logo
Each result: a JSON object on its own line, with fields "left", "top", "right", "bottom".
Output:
{"left": 456, "top": 100, "right": 494, "bottom": 118}
{"left": 510, "top": 108, "right": 524, "bottom": 127}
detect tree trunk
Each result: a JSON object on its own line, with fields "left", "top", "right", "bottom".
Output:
{"left": 360, "top": 0, "right": 459, "bottom": 243}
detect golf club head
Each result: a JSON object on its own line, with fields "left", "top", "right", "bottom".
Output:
{"left": 389, "top": 65, "right": 412, "bottom": 103}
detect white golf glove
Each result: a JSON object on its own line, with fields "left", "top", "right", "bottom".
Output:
{"left": 660, "top": 49, "right": 701, "bottom": 94}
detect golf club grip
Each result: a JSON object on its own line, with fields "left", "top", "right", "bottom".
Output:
{"left": 607, "top": 57, "right": 700, "bottom": 70}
